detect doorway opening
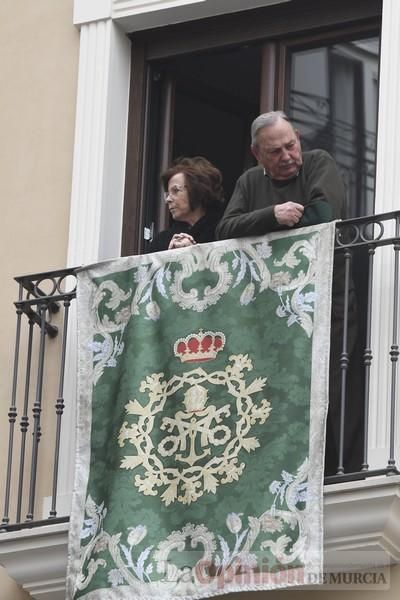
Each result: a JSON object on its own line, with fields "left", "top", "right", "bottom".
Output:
{"left": 142, "top": 44, "right": 263, "bottom": 249}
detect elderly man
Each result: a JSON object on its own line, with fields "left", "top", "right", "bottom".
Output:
{"left": 217, "top": 111, "right": 360, "bottom": 476}
{"left": 216, "top": 111, "right": 344, "bottom": 239}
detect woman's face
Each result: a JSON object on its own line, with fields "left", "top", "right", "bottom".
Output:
{"left": 165, "top": 173, "right": 193, "bottom": 223}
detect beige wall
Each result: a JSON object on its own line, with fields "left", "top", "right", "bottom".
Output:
{"left": 0, "top": 569, "right": 30, "bottom": 600}
{"left": 0, "top": 0, "right": 79, "bottom": 595}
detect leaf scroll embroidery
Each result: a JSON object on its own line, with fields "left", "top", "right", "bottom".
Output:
{"left": 88, "top": 233, "right": 319, "bottom": 383}
{"left": 75, "top": 460, "right": 310, "bottom": 593}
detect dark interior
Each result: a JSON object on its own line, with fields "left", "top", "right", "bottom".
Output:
{"left": 159, "top": 44, "right": 263, "bottom": 201}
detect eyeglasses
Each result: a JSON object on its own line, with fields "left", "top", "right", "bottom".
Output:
{"left": 164, "top": 185, "right": 187, "bottom": 201}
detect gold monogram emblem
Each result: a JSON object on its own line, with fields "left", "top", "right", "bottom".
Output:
{"left": 118, "top": 354, "right": 271, "bottom": 506}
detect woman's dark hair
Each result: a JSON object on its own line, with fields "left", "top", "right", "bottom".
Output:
{"left": 161, "top": 156, "right": 224, "bottom": 213}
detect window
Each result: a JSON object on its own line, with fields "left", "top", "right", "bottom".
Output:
{"left": 121, "top": 0, "right": 381, "bottom": 256}
{"left": 287, "top": 37, "right": 380, "bottom": 218}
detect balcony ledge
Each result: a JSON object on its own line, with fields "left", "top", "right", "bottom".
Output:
{"left": 1, "top": 476, "right": 400, "bottom": 597}
{"left": 324, "top": 474, "right": 400, "bottom": 569}
{"left": 0, "top": 522, "right": 69, "bottom": 600}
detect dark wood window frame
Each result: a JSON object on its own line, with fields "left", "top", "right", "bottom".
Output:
{"left": 121, "top": 0, "right": 381, "bottom": 256}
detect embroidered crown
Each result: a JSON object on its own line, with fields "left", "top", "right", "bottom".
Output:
{"left": 174, "top": 330, "right": 225, "bottom": 363}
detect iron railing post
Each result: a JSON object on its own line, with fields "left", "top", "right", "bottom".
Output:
{"left": 25, "top": 301, "right": 48, "bottom": 521}
{"left": 337, "top": 248, "right": 351, "bottom": 475}
{"left": 16, "top": 316, "right": 35, "bottom": 522}
{"left": 387, "top": 217, "right": 400, "bottom": 470}
{"left": 1, "top": 284, "right": 23, "bottom": 526}
{"left": 49, "top": 297, "right": 71, "bottom": 518}
{"left": 361, "top": 244, "right": 375, "bottom": 471}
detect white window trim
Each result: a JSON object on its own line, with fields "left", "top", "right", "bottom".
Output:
{"left": 368, "top": 0, "right": 400, "bottom": 470}
{"left": 74, "top": 0, "right": 292, "bottom": 30}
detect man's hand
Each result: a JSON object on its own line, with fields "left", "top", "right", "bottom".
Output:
{"left": 168, "top": 233, "right": 196, "bottom": 249}
{"left": 273, "top": 202, "right": 304, "bottom": 227}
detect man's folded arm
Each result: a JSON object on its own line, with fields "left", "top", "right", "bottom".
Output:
{"left": 297, "top": 150, "right": 344, "bottom": 227}
{"left": 216, "top": 206, "right": 280, "bottom": 239}
{"left": 297, "top": 199, "right": 333, "bottom": 227}
{"left": 216, "top": 180, "right": 278, "bottom": 239}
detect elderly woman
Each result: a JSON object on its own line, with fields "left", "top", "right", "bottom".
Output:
{"left": 149, "top": 156, "right": 224, "bottom": 252}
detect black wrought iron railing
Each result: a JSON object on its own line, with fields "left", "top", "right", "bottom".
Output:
{"left": 326, "top": 210, "right": 400, "bottom": 483}
{"left": 1, "top": 212, "right": 400, "bottom": 532}
{"left": 1, "top": 269, "right": 77, "bottom": 532}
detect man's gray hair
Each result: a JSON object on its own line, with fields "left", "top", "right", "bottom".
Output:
{"left": 251, "top": 111, "right": 292, "bottom": 146}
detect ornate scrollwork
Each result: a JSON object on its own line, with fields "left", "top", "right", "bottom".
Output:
{"left": 118, "top": 354, "right": 271, "bottom": 506}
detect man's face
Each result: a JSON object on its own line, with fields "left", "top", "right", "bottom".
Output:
{"left": 251, "top": 119, "right": 302, "bottom": 180}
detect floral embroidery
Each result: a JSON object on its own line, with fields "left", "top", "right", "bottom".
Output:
{"left": 74, "top": 460, "right": 310, "bottom": 595}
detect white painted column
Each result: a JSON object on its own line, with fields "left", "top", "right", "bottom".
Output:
{"left": 50, "top": 17, "right": 131, "bottom": 515}
{"left": 67, "top": 18, "right": 131, "bottom": 266}
{"left": 368, "top": 0, "right": 400, "bottom": 469}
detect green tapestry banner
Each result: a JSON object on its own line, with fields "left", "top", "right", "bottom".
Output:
{"left": 67, "top": 222, "right": 335, "bottom": 599}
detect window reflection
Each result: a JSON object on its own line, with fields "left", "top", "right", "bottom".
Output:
{"left": 288, "top": 37, "right": 379, "bottom": 218}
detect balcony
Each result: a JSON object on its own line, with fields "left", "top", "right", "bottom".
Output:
{"left": 1, "top": 212, "right": 400, "bottom": 598}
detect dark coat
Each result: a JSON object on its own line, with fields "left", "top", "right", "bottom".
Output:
{"left": 148, "top": 211, "right": 222, "bottom": 253}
